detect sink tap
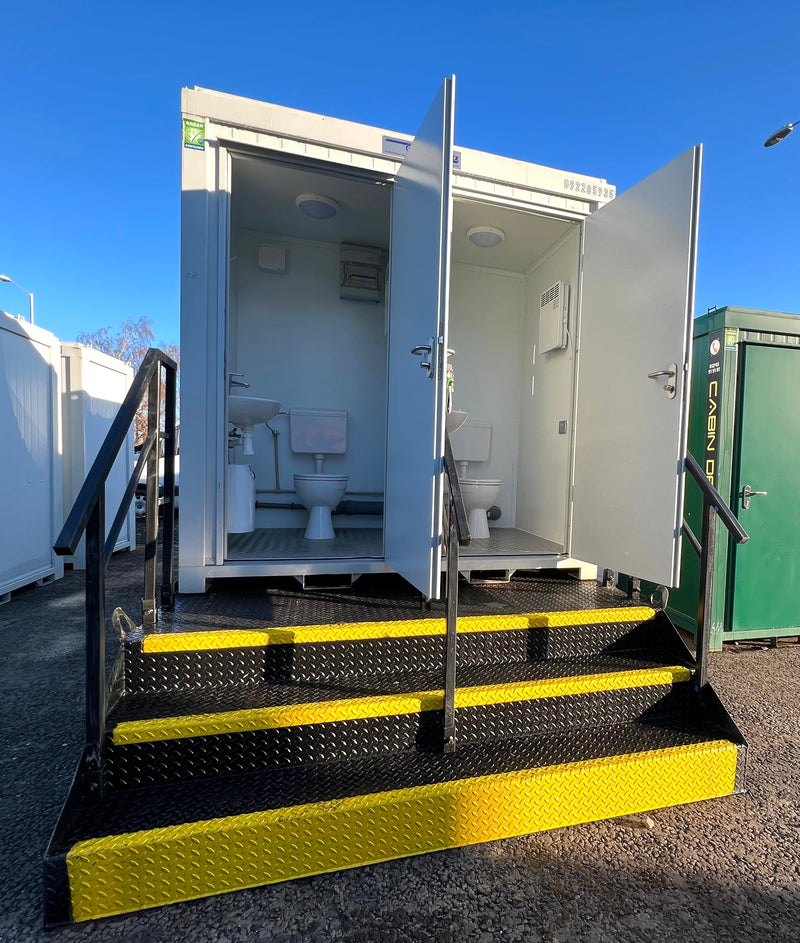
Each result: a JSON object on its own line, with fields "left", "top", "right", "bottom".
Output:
{"left": 229, "top": 373, "right": 250, "bottom": 390}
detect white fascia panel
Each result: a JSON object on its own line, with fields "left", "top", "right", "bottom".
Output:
{"left": 182, "top": 86, "right": 615, "bottom": 213}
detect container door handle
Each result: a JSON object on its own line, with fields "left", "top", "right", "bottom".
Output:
{"left": 742, "top": 485, "right": 767, "bottom": 510}
{"left": 647, "top": 363, "right": 677, "bottom": 398}
{"left": 411, "top": 339, "right": 435, "bottom": 378}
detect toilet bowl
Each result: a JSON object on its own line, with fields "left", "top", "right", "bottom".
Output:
{"left": 293, "top": 474, "right": 348, "bottom": 539}
{"left": 449, "top": 419, "right": 501, "bottom": 540}
{"left": 290, "top": 408, "right": 349, "bottom": 540}
{"left": 458, "top": 478, "right": 502, "bottom": 540}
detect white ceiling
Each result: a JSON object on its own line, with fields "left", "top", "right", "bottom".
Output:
{"left": 231, "top": 155, "right": 576, "bottom": 274}
{"left": 451, "top": 200, "right": 575, "bottom": 272}
{"left": 231, "top": 156, "right": 391, "bottom": 247}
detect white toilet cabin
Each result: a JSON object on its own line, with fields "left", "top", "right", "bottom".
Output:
{"left": 179, "top": 81, "right": 700, "bottom": 598}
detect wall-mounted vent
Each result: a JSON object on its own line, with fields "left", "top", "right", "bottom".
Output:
{"left": 538, "top": 281, "right": 570, "bottom": 353}
{"left": 258, "top": 245, "right": 286, "bottom": 273}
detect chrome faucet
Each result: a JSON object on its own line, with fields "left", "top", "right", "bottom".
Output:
{"left": 229, "top": 373, "right": 250, "bottom": 390}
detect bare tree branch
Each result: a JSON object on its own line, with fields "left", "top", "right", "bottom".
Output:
{"left": 77, "top": 318, "right": 179, "bottom": 445}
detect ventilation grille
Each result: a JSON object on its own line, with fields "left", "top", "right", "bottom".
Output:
{"left": 538, "top": 281, "right": 569, "bottom": 353}
{"left": 540, "top": 283, "right": 560, "bottom": 309}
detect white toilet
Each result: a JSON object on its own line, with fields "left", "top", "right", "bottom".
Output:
{"left": 449, "top": 419, "right": 501, "bottom": 540}
{"left": 290, "top": 408, "right": 348, "bottom": 540}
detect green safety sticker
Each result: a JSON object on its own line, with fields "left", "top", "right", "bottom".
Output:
{"left": 724, "top": 328, "right": 738, "bottom": 349}
{"left": 183, "top": 118, "right": 206, "bottom": 151}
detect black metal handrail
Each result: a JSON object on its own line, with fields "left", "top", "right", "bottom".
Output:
{"left": 683, "top": 451, "right": 749, "bottom": 691}
{"left": 54, "top": 348, "right": 178, "bottom": 797}
{"left": 441, "top": 432, "right": 471, "bottom": 753}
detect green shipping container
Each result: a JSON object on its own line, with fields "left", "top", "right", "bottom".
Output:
{"left": 664, "top": 306, "right": 800, "bottom": 648}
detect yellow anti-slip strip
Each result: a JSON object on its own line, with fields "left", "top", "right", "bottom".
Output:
{"left": 112, "top": 664, "right": 689, "bottom": 745}
{"left": 142, "top": 606, "right": 656, "bottom": 654}
{"left": 67, "top": 739, "right": 738, "bottom": 921}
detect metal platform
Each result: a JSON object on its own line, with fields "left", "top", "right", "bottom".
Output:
{"left": 155, "top": 571, "right": 645, "bottom": 635}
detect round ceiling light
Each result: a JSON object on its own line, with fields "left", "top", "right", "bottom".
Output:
{"left": 467, "top": 225, "right": 505, "bottom": 248}
{"left": 295, "top": 193, "right": 340, "bottom": 219}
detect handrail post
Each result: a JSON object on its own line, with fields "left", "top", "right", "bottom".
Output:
{"left": 84, "top": 492, "right": 106, "bottom": 799}
{"left": 160, "top": 361, "right": 177, "bottom": 606}
{"left": 142, "top": 367, "right": 161, "bottom": 628}
{"left": 694, "top": 495, "right": 717, "bottom": 691}
{"left": 441, "top": 433, "right": 469, "bottom": 754}
{"left": 443, "top": 500, "right": 459, "bottom": 753}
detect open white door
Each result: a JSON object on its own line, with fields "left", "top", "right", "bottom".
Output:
{"left": 571, "top": 146, "right": 701, "bottom": 586}
{"left": 384, "top": 77, "right": 455, "bottom": 598}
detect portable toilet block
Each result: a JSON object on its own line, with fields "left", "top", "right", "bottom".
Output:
{"left": 179, "top": 83, "right": 702, "bottom": 597}
{"left": 0, "top": 313, "right": 64, "bottom": 598}
{"left": 658, "top": 306, "right": 800, "bottom": 648}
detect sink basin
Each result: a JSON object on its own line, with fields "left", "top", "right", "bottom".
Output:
{"left": 228, "top": 396, "right": 281, "bottom": 431}
{"left": 446, "top": 410, "right": 468, "bottom": 434}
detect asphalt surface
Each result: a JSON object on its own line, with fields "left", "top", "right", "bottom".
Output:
{"left": 1, "top": 525, "right": 798, "bottom": 943}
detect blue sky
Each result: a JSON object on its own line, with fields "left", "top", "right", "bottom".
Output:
{"left": 2, "top": 1, "right": 798, "bottom": 347}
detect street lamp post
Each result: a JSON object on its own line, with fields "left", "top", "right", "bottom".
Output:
{"left": 0, "top": 274, "right": 34, "bottom": 324}
{"left": 764, "top": 120, "right": 800, "bottom": 148}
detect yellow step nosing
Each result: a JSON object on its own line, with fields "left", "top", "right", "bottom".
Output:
{"left": 67, "top": 739, "right": 738, "bottom": 922}
{"left": 142, "top": 606, "right": 657, "bottom": 654}
{"left": 112, "top": 664, "right": 690, "bottom": 745}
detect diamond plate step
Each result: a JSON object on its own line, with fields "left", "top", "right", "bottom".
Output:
{"left": 46, "top": 715, "right": 744, "bottom": 924}
{"left": 122, "top": 607, "right": 687, "bottom": 694}
{"left": 104, "top": 660, "right": 695, "bottom": 788}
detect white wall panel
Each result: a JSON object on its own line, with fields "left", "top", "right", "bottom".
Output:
{"left": 516, "top": 232, "right": 580, "bottom": 546}
{"left": 231, "top": 231, "right": 387, "bottom": 522}
{"left": 448, "top": 265, "right": 525, "bottom": 527}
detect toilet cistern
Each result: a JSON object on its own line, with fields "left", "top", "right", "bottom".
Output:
{"left": 449, "top": 419, "right": 502, "bottom": 540}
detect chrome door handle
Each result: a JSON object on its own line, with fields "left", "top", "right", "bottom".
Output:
{"left": 742, "top": 485, "right": 768, "bottom": 510}
{"left": 647, "top": 364, "right": 678, "bottom": 399}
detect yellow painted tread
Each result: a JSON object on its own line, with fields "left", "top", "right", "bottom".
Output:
{"left": 142, "top": 606, "right": 656, "bottom": 653}
{"left": 112, "top": 664, "right": 689, "bottom": 744}
{"left": 67, "top": 739, "right": 738, "bottom": 921}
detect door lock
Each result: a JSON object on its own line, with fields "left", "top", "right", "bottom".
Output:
{"left": 742, "top": 484, "right": 767, "bottom": 510}
{"left": 411, "top": 339, "right": 435, "bottom": 379}
{"left": 647, "top": 364, "right": 678, "bottom": 399}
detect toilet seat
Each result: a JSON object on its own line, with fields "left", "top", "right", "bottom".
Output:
{"left": 459, "top": 478, "right": 502, "bottom": 486}
{"left": 293, "top": 474, "right": 348, "bottom": 483}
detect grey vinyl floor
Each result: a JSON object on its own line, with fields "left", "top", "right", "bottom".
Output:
{"left": 225, "top": 527, "right": 562, "bottom": 561}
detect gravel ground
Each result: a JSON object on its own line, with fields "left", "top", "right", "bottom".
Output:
{"left": 1, "top": 526, "right": 798, "bottom": 943}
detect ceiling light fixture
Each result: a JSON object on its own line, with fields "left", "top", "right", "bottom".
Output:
{"left": 295, "top": 193, "right": 340, "bottom": 219}
{"left": 467, "top": 225, "right": 505, "bottom": 248}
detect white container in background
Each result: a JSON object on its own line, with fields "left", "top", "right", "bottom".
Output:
{"left": 0, "top": 312, "right": 64, "bottom": 597}
{"left": 61, "top": 344, "right": 136, "bottom": 569}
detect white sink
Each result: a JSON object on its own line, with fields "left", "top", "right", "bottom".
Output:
{"left": 446, "top": 410, "right": 468, "bottom": 434}
{"left": 228, "top": 396, "right": 281, "bottom": 431}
